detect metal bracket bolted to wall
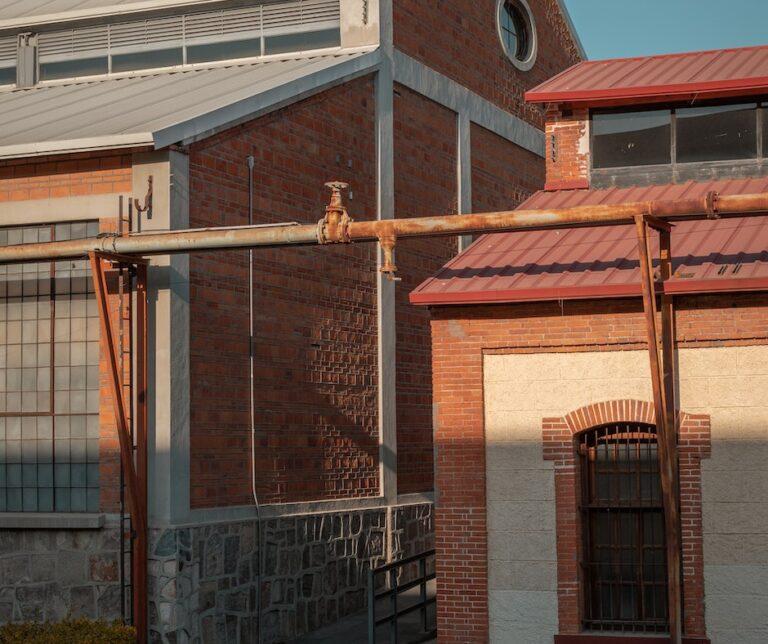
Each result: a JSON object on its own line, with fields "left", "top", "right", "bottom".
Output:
{"left": 134, "top": 176, "right": 153, "bottom": 219}
{"left": 317, "top": 181, "right": 353, "bottom": 243}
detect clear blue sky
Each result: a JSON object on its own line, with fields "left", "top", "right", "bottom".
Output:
{"left": 563, "top": 0, "right": 768, "bottom": 60}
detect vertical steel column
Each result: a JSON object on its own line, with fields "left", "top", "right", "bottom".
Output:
{"left": 89, "top": 252, "right": 148, "bottom": 644}
{"left": 633, "top": 216, "right": 681, "bottom": 643}
{"left": 134, "top": 263, "right": 149, "bottom": 644}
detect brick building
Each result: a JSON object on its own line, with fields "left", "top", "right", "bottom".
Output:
{"left": 0, "top": 0, "right": 582, "bottom": 641}
{"left": 413, "top": 46, "right": 768, "bottom": 643}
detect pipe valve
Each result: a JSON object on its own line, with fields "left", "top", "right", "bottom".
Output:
{"left": 379, "top": 233, "right": 401, "bottom": 282}
{"left": 318, "top": 181, "right": 353, "bottom": 243}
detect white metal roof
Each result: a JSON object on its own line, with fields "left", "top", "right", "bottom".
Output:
{"left": 0, "top": 48, "right": 379, "bottom": 158}
{"left": 0, "top": 0, "right": 226, "bottom": 29}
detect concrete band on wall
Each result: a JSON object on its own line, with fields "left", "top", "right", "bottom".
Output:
{"left": 484, "top": 347, "right": 768, "bottom": 644}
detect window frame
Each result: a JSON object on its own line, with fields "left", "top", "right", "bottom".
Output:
{"left": 590, "top": 98, "right": 767, "bottom": 174}
{"left": 496, "top": 0, "right": 537, "bottom": 72}
{"left": 578, "top": 422, "right": 669, "bottom": 634}
{"left": 0, "top": 221, "right": 101, "bottom": 514}
{"left": 590, "top": 106, "right": 673, "bottom": 170}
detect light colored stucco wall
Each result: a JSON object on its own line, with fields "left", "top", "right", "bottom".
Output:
{"left": 483, "top": 346, "right": 768, "bottom": 644}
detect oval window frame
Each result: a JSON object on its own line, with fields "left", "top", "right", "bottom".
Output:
{"left": 496, "top": 0, "right": 537, "bottom": 71}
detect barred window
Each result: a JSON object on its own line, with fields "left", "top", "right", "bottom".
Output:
{"left": 0, "top": 222, "right": 101, "bottom": 512}
{"left": 579, "top": 423, "right": 668, "bottom": 633}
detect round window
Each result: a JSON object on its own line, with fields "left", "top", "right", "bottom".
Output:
{"left": 497, "top": 0, "right": 537, "bottom": 71}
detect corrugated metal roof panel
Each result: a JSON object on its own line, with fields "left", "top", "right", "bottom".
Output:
{"left": 526, "top": 44, "right": 768, "bottom": 106}
{"left": 410, "top": 177, "right": 768, "bottom": 306}
{"left": 0, "top": 49, "right": 375, "bottom": 157}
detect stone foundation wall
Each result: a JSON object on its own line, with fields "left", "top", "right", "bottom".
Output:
{"left": 0, "top": 523, "right": 122, "bottom": 624}
{"left": 147, "top": 502, "right": 434, "bottom": 643}
{"left": 148, "top": 520, "right": 258, "bottom": 643}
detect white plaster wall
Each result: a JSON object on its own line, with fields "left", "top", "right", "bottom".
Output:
{"left": 483, "top": 346, "right": 768, "bottom": 644}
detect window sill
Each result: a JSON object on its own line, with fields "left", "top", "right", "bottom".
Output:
{"left": 555, "top": 635, "right": 709, "bottom": 644}
{"left": 0, "top": 512, "right": 105, "bottom": 529}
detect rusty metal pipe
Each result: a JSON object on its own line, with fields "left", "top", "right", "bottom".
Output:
{"left": 1, "top": 191, "right": 767, "bottom": 263}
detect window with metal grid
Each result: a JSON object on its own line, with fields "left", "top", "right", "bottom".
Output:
{"left": 579, "top": 423, "right": 669, "bottom": 633}
{"left": 0, "top": 34, "right": 16, "bottom": 85}
{"left": 0, "top": 222, "right": 101, "bottom": 513}
{"left": 35, "top": 0, "right": 341, "bottom": 82}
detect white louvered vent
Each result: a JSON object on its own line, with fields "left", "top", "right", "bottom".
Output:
{"left": 39, "top": 26, "right": 109, "bottom": 59}
{"left": 110, "top": 15, "right": 184, "bottom": 49}
{"left": 263, "top": 0, "right": 340, "bottom": 31}
{"left": 30, "top": 0, "right": 341, "bottom": 80}
{"left": 185, "top": 7, "right": 263, "bottom": 41}
{"left": 0, "top": 36, "right": 16, "bottom": 65}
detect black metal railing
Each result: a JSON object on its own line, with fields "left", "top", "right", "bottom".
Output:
{"left": 367, "top": 549, "right": 436, "bottom": 644}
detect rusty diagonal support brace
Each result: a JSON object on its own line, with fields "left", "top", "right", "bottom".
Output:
{"left": 89, "top": 251, "right": 149, "bottom": 644}
{"left": 634, "top": 214, "right": 681, "bottom": 644}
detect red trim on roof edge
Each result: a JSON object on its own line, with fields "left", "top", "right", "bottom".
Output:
{"left": 526, "top": 76, "right": 768, "bottom": 105}
{"left": 409, "top": 277, "right": 768, "bottom": 307}
{"left": 544, "top": 178, "right": 590, "bottom": 191}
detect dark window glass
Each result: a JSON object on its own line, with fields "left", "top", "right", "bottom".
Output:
{"left": 677, "top": 103, "right": 757, "bottom": 163}
{"left": 186, "top": 37, "right": 262, "bottom": 64}
{"left": 111, "top": 47, "right": 183, "bottom": 73}
{"left": 0, "top": 66, "right": 15, "bottom": 86}
{"left": 580, "top": 423, "right": 668, "bottom": 633}
{"left": 500, "top": 1, "right": 530, "bottom": 61}
{"left": 40, "top": 57, "right": 108, "bottom": 81}
{"left": 264, "top": 28, "right": 340, "bottom": 56}
{"left": 593, "top": 110, "right": 671, "bottom": 168}
{"left": 763, "top": 105, "right": 768, "bottom": 157}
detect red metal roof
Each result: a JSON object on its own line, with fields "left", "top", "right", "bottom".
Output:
{"left": 410, "top": 177, "right": 768, "bottom": 306}
{"left": 526, "top": 44, "right": 768, "bottom": 106}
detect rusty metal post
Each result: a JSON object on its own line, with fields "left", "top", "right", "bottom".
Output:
{"left": 134, "top": 263, "right": 149, "bottom": 644}
{"left": 633, "top": 216, "right": 682, "bottom": 643}
{"left": 89, "top": 252, "right": 148, "bottom": 644}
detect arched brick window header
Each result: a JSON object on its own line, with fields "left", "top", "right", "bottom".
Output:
{"left": 542, "top": 399, "right": 711, "bottom": 637}
{"left": 564, "top": 399, "right": 656, "bottom": 436}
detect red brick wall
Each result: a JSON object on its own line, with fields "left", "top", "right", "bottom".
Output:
{"left": 393, "top": 0, "right": 582, "bottom": 128}
{"left": 0, "top": 151, "right": 133, "bottom": 201}
{"left": 393, "top": 85, "right": 458, "bottom": 494}
{"left": 430, "top": 293, "right": 768, "bottom": 641}
{"left": 545, "top": 106, "right": 590, "bottom": 190}
{"left": 187, "top": 77, "right": 379, "bottom": 507}
{"left": 543, "top": 400, "right": 711, "bottom": 637}
{"left": 471, "top": 122, "right": 544, "bottom": 212}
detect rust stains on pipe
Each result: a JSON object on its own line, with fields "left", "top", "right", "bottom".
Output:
{"left": 1, "top": 191, "right": 768, "bottom": 263}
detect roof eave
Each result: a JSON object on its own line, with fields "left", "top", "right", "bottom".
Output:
{"left": 526, "top": 78, "right": 768, "bottom": 107}
{"left": 0, "top": 133, "right": 154, "bottom": 160}
{"left": 153, "top": 47, "right": 381, "bottom": 148}
{"left": 410, "top": 277, "right": 768, "bottom": 307}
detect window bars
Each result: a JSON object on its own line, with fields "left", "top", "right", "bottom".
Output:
{"left": 579, "top": 423, "right": 669, "bottom": 633}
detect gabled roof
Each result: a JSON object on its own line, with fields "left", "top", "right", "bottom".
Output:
{"left": 0, "top": 48, "right": 378, "bottom": 158}
{"left": 526, "top": 44, "right": 768, "bottom": 107}
{"left": 0, "top": 0, "right": 223, "bottom": 30}
{"left": 410, "top": 177, "right": 768, "bottom": 307}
